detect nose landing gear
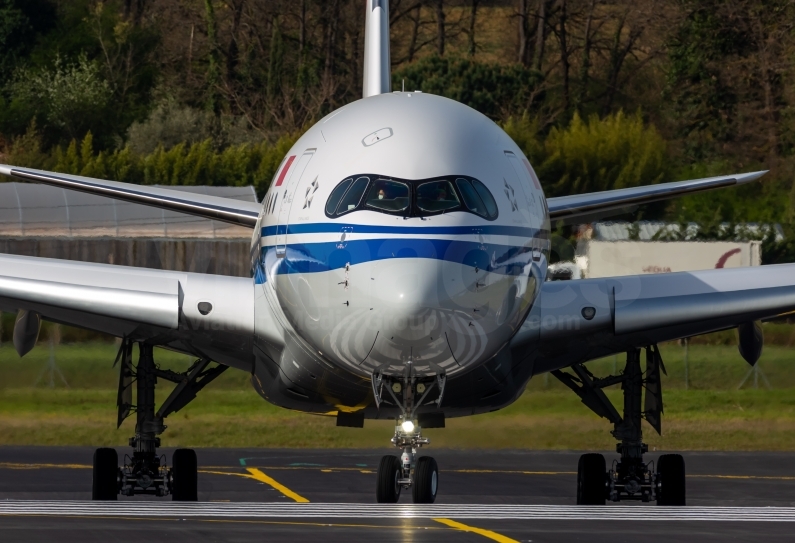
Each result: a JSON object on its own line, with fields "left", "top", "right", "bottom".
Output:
{"left": 372, "top": 361, "right": 445, "bottom": 504}
{"left": 91, "top": 341, "right": 227, "bottom": 501}
{"left": 375, "top": 419, "right": 439, "bottom": 504}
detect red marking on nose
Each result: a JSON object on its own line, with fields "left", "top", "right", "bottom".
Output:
{"left": 274, "top": 155, "right": 296, "bottom": 187}
{"left": 523, "top": 158, "right": 541, "bottom": 189}
{"left": 715, "top": 248, "right": 742, "bottom": 268}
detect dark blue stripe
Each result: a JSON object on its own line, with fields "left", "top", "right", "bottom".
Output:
{"left": 260, "top": 223, "right": 539, "bottom": 238}
{"left": 255, "top": 238, "right": 534, "bottom": 284}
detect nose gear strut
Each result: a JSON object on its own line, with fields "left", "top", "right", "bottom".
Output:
{"left": 372, "top": 359, "right": 444, "bottom": 503}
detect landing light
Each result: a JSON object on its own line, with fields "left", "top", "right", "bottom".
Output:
{"left": 401, "top": 420, "right": 415, "bottom": 434}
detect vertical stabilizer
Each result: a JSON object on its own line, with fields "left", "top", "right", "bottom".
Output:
{"left": 363, "top": 0, "right": 391, "bottom": 98}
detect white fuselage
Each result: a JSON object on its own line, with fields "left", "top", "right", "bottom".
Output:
{"left": 251, "top": 93, "right": 550, "bottom": 413}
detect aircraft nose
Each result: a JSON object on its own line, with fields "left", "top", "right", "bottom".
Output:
{"left": 372, "top": 259, "right": 441, "bottom": 318}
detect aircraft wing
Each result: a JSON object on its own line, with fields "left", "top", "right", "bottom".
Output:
{"left": 0, "top": 165, "right": 261, "bottom": 228}
{"left": 0, "top": 253, "right": 257, "bottom": 369}
{"left": 546, "top": 171, "right": 767, "bottom": 224}
{"left": 513, "top": 263, "right": 795, "bottom": 374}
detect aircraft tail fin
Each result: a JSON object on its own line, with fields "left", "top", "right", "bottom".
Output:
{"left": 363, "top": 0, "right": 391, "bottom": 98}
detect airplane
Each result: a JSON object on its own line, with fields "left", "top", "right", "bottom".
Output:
{"left": 0, "top": 0, "right": 781, "bottom": 506}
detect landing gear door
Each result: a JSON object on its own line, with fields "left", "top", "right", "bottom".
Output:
{"left": 275, "top": 150, "right": 315, "bottom": 256}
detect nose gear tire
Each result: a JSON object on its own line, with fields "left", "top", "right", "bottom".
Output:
{"left": 412, "top": 456, "right": 439, "bottom": 504}
{"left": 92, "top": 448, "right": 119, "bottom": 501}
{"left": 171, "top": 448, "right": 198, "bottom": 502}
{"left": 376, "top": 455, "right": 402, "bottom": 503}
{"left": 656, "top": 454, "right": 686, "bottom": 506}
{"left": 577, "top": 453, "right": 606, "bottom": 505}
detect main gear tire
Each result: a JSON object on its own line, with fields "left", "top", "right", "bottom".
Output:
{"left": 576, "top": 453, "right": 606, "bottom": 505}
{"left": 656, "top": 454, "right": 686, "bottom": 506}
{"left": 171, "top": 448, "right": 198, "bottom": 502}
{"left": 92, "top": 448, "right": 119, "bottom": 501}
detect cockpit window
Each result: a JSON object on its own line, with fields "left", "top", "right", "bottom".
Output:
{"left": 417, "top": 181, "right": 461, "bottom": 213}
{"left": 471, "top": 179, "right": 499, "bottom": 218}
{"left": 456, "top": 178, "right": 488, "bottom": 218}
{"left": 325, "top": 178, "right": 352, "bottom": 215}
{"left": 324, "top": 174, "right": 499, "bottom": 220}
{"left": 365, "top": 180, "right": 410, "bottom": 212}
{"left": 334, "top": 176, "right": 369, "bottom": 215}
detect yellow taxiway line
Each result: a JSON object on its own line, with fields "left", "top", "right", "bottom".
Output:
{"left": 198, "top": 469, "right": 309, "bottom": 502}
{"left": 244, "top": 468, "right": 309, "bottom": 503}
{"left": 434, "top": 518, "right": 519, "bottom": 543}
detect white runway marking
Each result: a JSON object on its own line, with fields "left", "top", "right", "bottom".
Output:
{"left": 2, "top": 502, "right": 795, "bottom": 522}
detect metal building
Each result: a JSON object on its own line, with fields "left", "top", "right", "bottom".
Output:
{"left": 0, "top": 182, "right": 255, "bottom": 277}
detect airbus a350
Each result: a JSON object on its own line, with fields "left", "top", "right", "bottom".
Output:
{"left": 0, "top": 0, "right": 779, "bottom": 506}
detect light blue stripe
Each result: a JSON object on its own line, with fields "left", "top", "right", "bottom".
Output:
{"left": 261, "top": 223, "right": 540, "bottom": 238}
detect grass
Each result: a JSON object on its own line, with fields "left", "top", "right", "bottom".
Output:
{"left": 1, "top": 341, "right": 795, "bottom": 450}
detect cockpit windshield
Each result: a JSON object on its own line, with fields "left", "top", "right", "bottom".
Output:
{"left": 365, "top": 180, "right": 410, "bottom": 212}
{"left": 324, "top": 174, "right": 498, "bottom": 220}
{"left": 417, "top": 180, "right": 461, "bottom": 213}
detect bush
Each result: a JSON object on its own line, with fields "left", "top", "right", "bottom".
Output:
{"left": 3, "top": 120, "right": 54, "bottom": 170}
{"left": 532, "top": 111, "right": 669, "bottom": 197}
{"left": 393, "top": 56, "right": 543, "bottom": 120}
{"left": 125, "top": 99, "right": 262, "bottom": 155}
{"left": 502, "top": 113, "right": 545, "bottom": 166}
{"left": 7, "top": 54, "right": 112, "bottom": 141}
{"left": 31, "top": 130, "right": 299, "bottom": 198}
{"left": 126, "top": 101, "right": 216, "bottom": 155}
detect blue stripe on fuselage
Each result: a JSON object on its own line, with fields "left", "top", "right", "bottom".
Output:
{"left": 256, "top": 237, "right": 536, "bottom": 284}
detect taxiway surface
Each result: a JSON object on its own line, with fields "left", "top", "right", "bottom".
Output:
{"left": 1, "top": 447, "right": 794, "bottom": 542}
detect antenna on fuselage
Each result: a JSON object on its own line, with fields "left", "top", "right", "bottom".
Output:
{"left": 363, "top": 0, "right": 391, "bottom": 98}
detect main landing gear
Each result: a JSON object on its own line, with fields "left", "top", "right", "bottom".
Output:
{"left": 92, "top": 341, "right": 227, "bottom": 501}
{"left": 372, "top": 361, "right": 446, "bottom": 503}
{"left": 553, "top": 346, "right": 686, "bottom": 506}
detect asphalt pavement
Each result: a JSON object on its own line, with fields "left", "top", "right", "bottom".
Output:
{"left": 1, "top": 447, "right": 794, "bottom": 542}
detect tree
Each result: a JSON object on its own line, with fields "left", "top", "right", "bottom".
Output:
{"left": 0, "top": 0, "right": 57, "bottom": 83}
{"left": 435, "top": 0, "right": 445, "bottom": 56}
{"left": 664, "top": 0, "right": 795, "bottom": 162}
{"left": 8, "top": 55, "right": 112, "bottom": 142}
{"left": 467, "top": 0, "right": 480, "bottom": 57}
{"left": 393, "top": 56, "right": 544, "bottom": 120}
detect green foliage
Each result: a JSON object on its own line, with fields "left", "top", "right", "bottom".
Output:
{"left": 0, "top": 0, "right": 29, "bottom": 81}
{"left": 664, "top": 5, "right": 741, "bottom": 159}
{"left": 0, "top": 0, "right": 57, "bottom": 82}
{"left": 267, "top": 20, "right": 285, "bottom": 99}
{"left": 0, "top": 1, "right": 158, "bottom": 149}
{"left": 20, "top": 130, "right": 299, "bottom": 197}
{"left": 4, "top": 120, "right": 54, "bottom": 170}
{"left": 502, "top": 113, "right": 545, "bottom": 165}
{"left": 8, "top": 55, "right": 112, "bottom": 140}
{"left": 506, "top": 110, "right": 669, "bottom": 198}
{"left": 393, "top": 56, "right": 543, "bottom": 120}
{"left": 126, "top": 99, "right": 262, "bottom": 155}
{"left": 663, "top": 0, "right": 795, "bottom": 161}
{"left": 126, "top": 101, "right": 215, "bottom": 155}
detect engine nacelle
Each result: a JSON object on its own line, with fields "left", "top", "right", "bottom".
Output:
{"left": 13, "top": 309, "right": 41, "bottom": 357}
{"left": 737, "top": 320, "right": 763, "bottom": 366}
